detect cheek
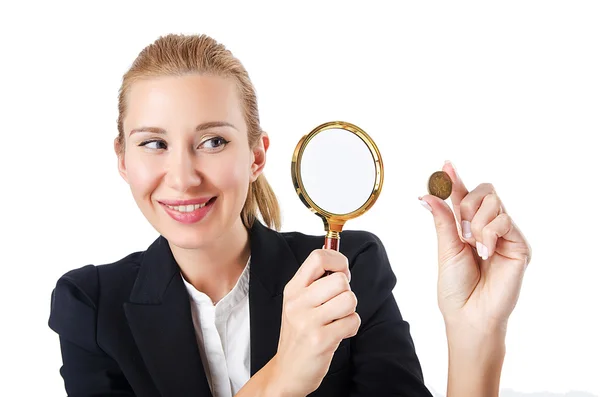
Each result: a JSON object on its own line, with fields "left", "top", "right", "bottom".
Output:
{"left": 220, "top": 165, "right": 248, "bottom": 189}
{"left": 212, "top": 155, "right": 250, "bottom": 192}
{"left": 125, "top": 153, "right": 162, "bottom": 198}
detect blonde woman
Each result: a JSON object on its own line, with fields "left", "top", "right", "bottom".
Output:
{"left": 49, "top": 34, "right": 532, "bottom": 397}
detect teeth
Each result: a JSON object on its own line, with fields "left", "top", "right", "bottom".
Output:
{"left": 166, "top": 202, "right": 207, "bottom": 212}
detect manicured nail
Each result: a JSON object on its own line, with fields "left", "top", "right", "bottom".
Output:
{"left": 419, "top": 197, "right": 432, "bottom": 212}
{"left": 481, "top": 244, "right": 489, "bottom": 260}
{"left": 461, "top": 221, "right": 472, "bottom": 239}
{"left": 476, "top": 241, "right": 489, "bottom": 260}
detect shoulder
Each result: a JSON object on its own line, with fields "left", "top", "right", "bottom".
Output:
{"left": 52, "top": 250, "right": 144, "bottom": 303}
{"left": 48, "top": 250, "right": 145, "bottom": 345}
{"left": 279, "top": 228, "right": 389, "bottom": 269}
{"left": 278, "top": 228, "right": 395, "bottom": 291}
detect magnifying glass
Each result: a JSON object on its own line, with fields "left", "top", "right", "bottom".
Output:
{"left": 291, "top": 121, "right": 384, "bottom": 251}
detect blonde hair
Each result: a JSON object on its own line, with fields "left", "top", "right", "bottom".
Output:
{"left": 116, "top": 34, "right": 281, "bottom": 231}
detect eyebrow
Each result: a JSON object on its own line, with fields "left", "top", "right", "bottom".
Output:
{"left": 129, "top": 121, "right": 237, "bottom": 136}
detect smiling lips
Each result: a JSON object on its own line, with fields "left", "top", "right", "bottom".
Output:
{"left": 159, "top": 197, "right": 216, "bottom": 224}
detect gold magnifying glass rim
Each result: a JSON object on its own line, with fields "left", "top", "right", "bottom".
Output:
{"left": 291, "top": 121, "right": 384, "bottom": 224}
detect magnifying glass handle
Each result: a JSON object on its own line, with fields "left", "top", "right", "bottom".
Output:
{"left": 324, "top": 229, "right": 341, "bottom": 252}
{"left": 323, "top": 235, "right": 340, "bottom": 276}
{"left": 324, "top": 236, "right": 340, "bottom": 251}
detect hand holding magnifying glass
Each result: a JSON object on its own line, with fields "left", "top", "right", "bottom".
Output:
{"left": 268, "top": 121, "right": 381, "bottom": 396}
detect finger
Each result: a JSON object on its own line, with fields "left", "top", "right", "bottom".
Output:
{"left": 316, "top": 290, "right": 357, "bottom": 325}
{"left": 290, "top": 249, "right": 350, "bottom": 291}
{"left": 469, "top": 191, "right": 503, "bottom": 248}
{"left": 419, "top": 194, "right": 465, "bottom": 264}
{"left": 459, "top": 183, "right": 497, "bottom": 241}
{"left": 483, "top": 213, "right": 531, "bottom": 266}
{"left": 479, "top": 213, "right": 513, "bottom": 260}
{"left": 305, "top": 271, "right": 351, "bottom": 307}
{"left": 326, "top": 311, "right": 361, "bottom": 342}
{"left": 321, "top": 245, "right": 350, "bottom": 279}
{"left": 443, "top": 160, "right": 469, "bottom": 226}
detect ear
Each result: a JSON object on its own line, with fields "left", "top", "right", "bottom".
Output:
{"left": 250, "top": 132, "right": 269, "bottom": 182}
{"left": 114, "top": 137, "right": 129, "bottom": 183}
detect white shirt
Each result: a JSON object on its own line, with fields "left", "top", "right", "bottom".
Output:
{"left": 181, "top": 257, "right": 251, "bottom": 397}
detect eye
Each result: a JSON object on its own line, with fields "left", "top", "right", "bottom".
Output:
{"left": 139, "top": 139, "right": 167, "bottom": 150}
{"left": 200, "top": 136, "right": 230, "bottom": 151}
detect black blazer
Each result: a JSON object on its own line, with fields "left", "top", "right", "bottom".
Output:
{"left": 49, "top": 220, "right": 433, "bottom": 396}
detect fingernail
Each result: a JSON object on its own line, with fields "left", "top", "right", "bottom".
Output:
{"left": 461, "top": 221, "right": 472, "bottom": 238}
{"left": 419, "top": 197, "right": 432, "bottom": 212}
{"left": 481, "top": 244, "right": 489, "bottom": 260}
{"left": 348, "top": 271, "right": 352, "bottom": 282}
{"left": 476, "top": 241, "right": 489, "bottom": 260}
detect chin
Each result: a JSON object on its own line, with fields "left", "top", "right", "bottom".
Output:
{"left": 160, "top": 226, "right": 214, "bottom": 250}
{"left": 167, "top": 236, "right": 210, "bottom": 250}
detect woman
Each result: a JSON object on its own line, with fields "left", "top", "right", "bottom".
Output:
{"left": 49, "top": 33, "right": 532, "bottom": 397}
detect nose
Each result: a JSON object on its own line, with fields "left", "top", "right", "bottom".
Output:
{"left": 165, "top": 146, "right": 202, "bottom": 193}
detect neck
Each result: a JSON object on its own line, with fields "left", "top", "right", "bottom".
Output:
{"left": 170, "top": 218, "right": 251, "bottom": 304}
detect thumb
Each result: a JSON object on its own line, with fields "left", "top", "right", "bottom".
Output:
{"left": 419, "top": 195, "right": 464, "bottom": 262}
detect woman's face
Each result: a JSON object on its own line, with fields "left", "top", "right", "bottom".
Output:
{"left": 117, "top": 74, "right": 267, "bottom": 249}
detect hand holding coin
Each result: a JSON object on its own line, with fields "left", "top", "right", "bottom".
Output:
{"left": 418, "top": 160, "right": 532, "bottom": 338}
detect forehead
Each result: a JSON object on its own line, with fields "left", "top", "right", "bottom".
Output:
{"left": 124, "top": 74, "right": 244, "bottom": 127}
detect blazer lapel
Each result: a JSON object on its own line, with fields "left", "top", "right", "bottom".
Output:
{"left": 122, "top": 221, "right": 302, "bottom": 394}
{"left": 124, "top": 236, "right": 212, "bottom": 397}
{"left": 248, "top": 221, "right": 300, "bottom": 375}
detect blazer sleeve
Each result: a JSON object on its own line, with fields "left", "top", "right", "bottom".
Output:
{"left": 48, "top": 265, "right": 134, "bottom": 396}
{"left": 348, "top": 232, "right": 434, "bottom": 397}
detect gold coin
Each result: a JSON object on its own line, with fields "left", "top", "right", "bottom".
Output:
{"left": 428, "top": 171, "right": 453, "bottom": 200}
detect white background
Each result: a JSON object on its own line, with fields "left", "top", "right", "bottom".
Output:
{"left": 1, "top": 1, "right": 599, "bottom": 396}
